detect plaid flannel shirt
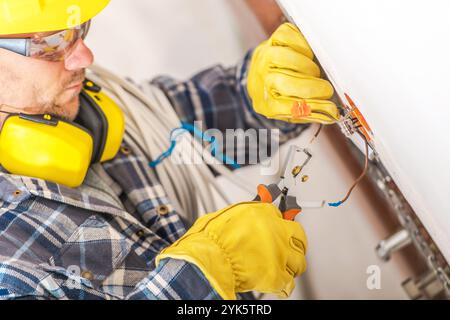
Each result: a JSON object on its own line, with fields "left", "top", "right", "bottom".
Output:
{"left": 0, "top": 52, "right": 306, "bottom": 300}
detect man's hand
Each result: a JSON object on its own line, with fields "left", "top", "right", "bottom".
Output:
{"left": 248, "top": 23, "right": 340, "bottom": 124}
{"left": 156, "top": 202, "right": 307, "bottom": 300}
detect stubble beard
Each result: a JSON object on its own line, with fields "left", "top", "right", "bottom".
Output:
{"left": 34, "top": 70, "right": 86, "bottom": 121}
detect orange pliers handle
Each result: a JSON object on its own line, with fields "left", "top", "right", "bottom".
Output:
{"left": 253, "top": 184, "right": 302, "bottom": 221}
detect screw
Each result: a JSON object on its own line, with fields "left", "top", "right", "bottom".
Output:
{"left": 292, "top": 166, "right": 302, "bottom": 178}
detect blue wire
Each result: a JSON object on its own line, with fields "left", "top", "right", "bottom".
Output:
{"left": 149, "top": 140, "right": 177, "bottom": 168}
{"left": 328, "top": 201, "right": 343, "bottom": 208}
{"left": 149, "top": 122, "right": 241, "bottom": 169}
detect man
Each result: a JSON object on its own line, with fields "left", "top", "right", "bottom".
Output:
{"left": 0, "top": 1, "right": 339, "bottom": 299}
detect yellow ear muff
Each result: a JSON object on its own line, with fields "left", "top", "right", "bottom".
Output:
{"left": 0, "top": 114, "right": 93, "bottom": 188}
{"left": 0, "top": 80, "right": 124, "bottom": 188}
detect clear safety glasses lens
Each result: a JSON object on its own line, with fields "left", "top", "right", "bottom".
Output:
{"left": 29, "top": 21, "right": 91, "bottom": 61}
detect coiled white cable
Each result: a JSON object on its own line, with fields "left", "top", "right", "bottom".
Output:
{"left": 88, "top": 65, "right": 254, "bottom": 225}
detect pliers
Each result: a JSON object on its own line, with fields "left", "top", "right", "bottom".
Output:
{"left": 253, "top": 146, "right": 312, "bottom": 221}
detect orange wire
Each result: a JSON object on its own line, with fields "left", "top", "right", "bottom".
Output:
{"left": 335, "top": 133, "right": 370, "bottom": 205}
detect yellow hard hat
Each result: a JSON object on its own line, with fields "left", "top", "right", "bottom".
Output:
{"left": 0, "top": 0, "right": 110, "bottom": 35}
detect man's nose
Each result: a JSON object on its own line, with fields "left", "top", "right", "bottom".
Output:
{"left": 64, "top": 39, "right": 94, "bottom": 71}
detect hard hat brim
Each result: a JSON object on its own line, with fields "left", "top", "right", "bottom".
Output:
{"left": 0, "top": 0, "right": 111, "bottom": 35}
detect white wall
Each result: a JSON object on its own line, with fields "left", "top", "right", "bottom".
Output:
{"left": 86, "top": 0, "right": 254, "bottom": 81}
{"left": 279, "top": 0, "right": 450, "bottom": 265}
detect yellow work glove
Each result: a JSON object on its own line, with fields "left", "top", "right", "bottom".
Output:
{"left": 248, "top": 23, "right": 340, "bottom": 124}
{"left": 156, "top": 202, "right": 307, "bottom": 300}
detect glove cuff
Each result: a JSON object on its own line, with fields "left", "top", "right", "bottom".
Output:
{"left": 156, "top": 232, "right": 237, "bottom": 300}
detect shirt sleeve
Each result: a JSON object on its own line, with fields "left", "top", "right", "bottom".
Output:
{"left": 0, "top": 259, "right": 222, "bottom": 300}
{"left": 151, "top": 51, "right": 309, "bottom": 146}
{"left": 126, "top": 259, "right": 222, "bottom": 300}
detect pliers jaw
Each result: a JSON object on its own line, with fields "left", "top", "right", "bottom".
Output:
{"left": 254, "top": 184, "right": 282, "bottom": 203}
{"left": 254, "top": 184, "right": 302, "bottom": 221}
{"left": 279, "top": 194, "right": 302, "bottom": 221}
{"left": 253, "top": 146, "right": 312, "bottom": 221}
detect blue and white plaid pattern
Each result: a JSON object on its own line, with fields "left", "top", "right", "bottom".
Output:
{"left": 0, "top": 54, "right": 306, "bottom": 300}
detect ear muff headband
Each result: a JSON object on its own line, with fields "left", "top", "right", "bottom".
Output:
{"left": 82, "top": 81, "right": 125, "bottom": 163}
{"left": 77, "top": 90, "right": 109, "bottom": 163}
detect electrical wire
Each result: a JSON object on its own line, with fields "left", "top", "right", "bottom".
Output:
{"left": 89, "top": 65, "right": 371, "bottom": 217}
{"left": 87, "top": 65, "right": 254, "bottom": 225}
{"left": 310, "top": 104, "right": 372, "bottom": 208}
{"left": 306, "top": 119, "right": 371, "bottom": 208}
{"left": 328, "top": 133, "right": 370, "bottom": 207}
{"left": 308, "top": 124, "right": 323, "bottom": 145}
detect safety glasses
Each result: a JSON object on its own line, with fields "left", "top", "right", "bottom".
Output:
{"left": 0, "top": 21, "right": 91, "bottom": 62}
